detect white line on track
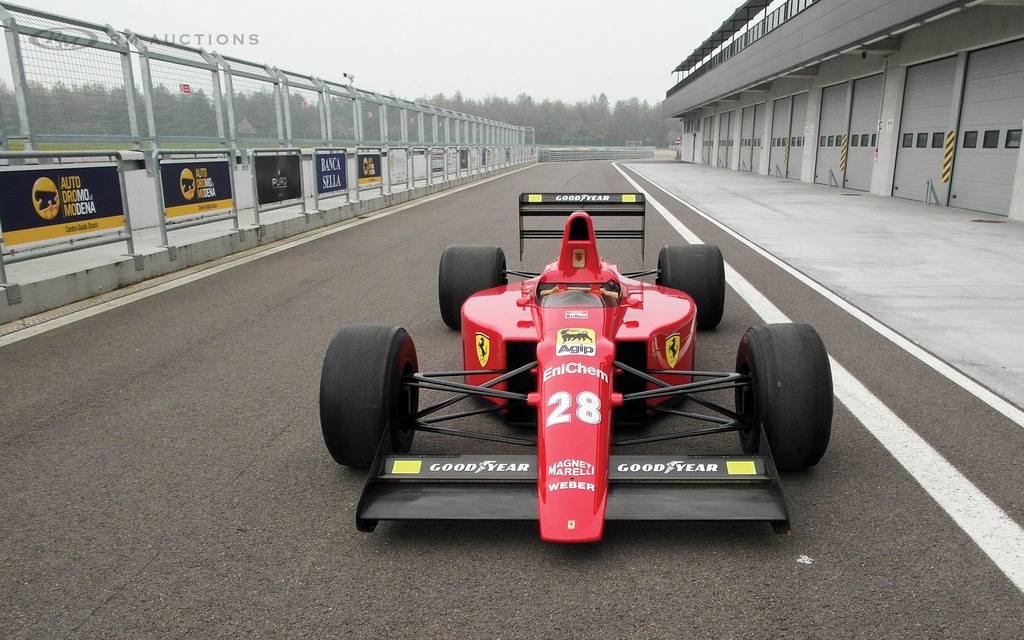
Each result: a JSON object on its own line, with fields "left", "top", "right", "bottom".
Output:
{"left": 615, "top": 163, "right": 1024, "bottom": 593}
{"left": 623, "top": 166, "right": 1024, "bottom": 430}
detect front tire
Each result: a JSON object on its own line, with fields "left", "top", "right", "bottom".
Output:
{"left": 438, "top": 245, "right": 507, "bottom": 329}
{"left": 735, "top": 323, "right": 832, "bottom": 471}
{"left": 319, "top": 325, "right": 419, "bottom": 469}
{"left": 657, "top": 244, "right": 725, "bottom": 330}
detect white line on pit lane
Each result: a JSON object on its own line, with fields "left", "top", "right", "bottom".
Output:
{"left": 621, "top": 166, "right": 1024, "bottom": 430}
{"left": 615, "top": 163, "right": 1024, "bottom": 593}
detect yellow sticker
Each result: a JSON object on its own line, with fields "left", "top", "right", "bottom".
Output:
{"left": 622, "top": 194, "right": 637, "bottom": 203}
{"left": 726, "top": 460, "right": 757, "bottom": 475}
{"left": 391, "top": 460, "right": 422, "bottom": 474}
{"left": 528, "top": 194, "right": 542, "bottom": 202}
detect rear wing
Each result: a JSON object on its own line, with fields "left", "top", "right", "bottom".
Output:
{"left": 518, "top": 192, "right": 646, "bottom": 259}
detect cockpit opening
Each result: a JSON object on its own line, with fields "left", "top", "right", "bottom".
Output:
{"left": 537, "top": 280, "right": 621, "bottom": 308}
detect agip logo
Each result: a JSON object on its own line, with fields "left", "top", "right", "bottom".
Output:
{"left": 555, "top": 328, "right": 596, "bottom": 357}
{"left": 31, "top": 177, "right": 60, "bottom": 220}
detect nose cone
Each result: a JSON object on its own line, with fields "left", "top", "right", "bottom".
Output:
{"left": 534, "top": 308, "right": 614, "bottom": 543}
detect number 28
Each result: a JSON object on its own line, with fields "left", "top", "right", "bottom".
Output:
{"left": 545, "top": 391, "right": 602, "bottom": 427}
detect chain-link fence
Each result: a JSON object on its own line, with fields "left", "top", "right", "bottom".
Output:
{"left": 0, "top": 4, "right": 139, "bottom": 147}
{"left": 128, "top": 32, "right": 224, "bottom": 145}
{"left": 0, "top": 2, "right": 530, "bottom": 151}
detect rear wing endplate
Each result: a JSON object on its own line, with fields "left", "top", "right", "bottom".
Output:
{"left": 518, "top": 192, "right": 646, "bottom": 259}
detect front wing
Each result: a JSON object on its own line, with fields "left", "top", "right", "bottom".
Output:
{"left": 355, "top": 427, "right": 790, "bottom": 534}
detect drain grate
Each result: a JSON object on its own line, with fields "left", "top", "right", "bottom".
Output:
{"left": 970, "top": 219, "right": 1007, "bottom": 224}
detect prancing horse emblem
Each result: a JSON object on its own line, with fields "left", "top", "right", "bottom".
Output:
{"left": 476, "top": 332, "right": 490, "bottom": 367}
{"left": 666, "top": 333, "right": 681, "bottom": 369}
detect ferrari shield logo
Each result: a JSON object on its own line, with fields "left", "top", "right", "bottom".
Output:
{"left": 476, "top": 332, "right": 490, "bottom": 367}
{"left": 665, "top": 334, "right": 681, "bottom": 368}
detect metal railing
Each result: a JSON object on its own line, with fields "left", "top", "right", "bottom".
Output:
{"left": 0, "top": 3, "right": 534, "bottom": 151}
{"left": 538, "top": 146, "right": 655, "bottom": 162}
{"left": 668, "top": 0, "right": 819, "bottom": 97}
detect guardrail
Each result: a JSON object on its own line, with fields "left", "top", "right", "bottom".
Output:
{"left": 0, "top": 150, "right": 136, "bottom": 284}
{"left": 0, "top": 3, "right": 536, "bottom": 152}
{"left": 0, "top": 142, "right": 534, "bottom": 311}
{"left": 538, "top": 147, "right": 656, "bottom": 162}
{"left": 668, "top": 0, "right": 819, "bottom": 98}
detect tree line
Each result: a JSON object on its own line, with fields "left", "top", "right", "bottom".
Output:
{"left": 416, "top": 92, "right": 675, "bottom": 147}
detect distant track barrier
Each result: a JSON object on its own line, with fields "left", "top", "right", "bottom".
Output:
{"left": 538, "top": 147, "right": 656, "bottom": 162}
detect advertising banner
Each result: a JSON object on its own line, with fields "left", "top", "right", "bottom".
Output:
{"left": 412, "top": 149, "right": 427, "bottom": 180}
{"left": 254, "top": 153, "right": 302, "bottom": 206}
{"left": 315, "top": 150, "right": 347, "bottom": 195}
{"left": 459, "top": 148, "right": 469, "bottom": 171}
{"left": 388, "top": 148, "right": 408, "bottom": 184}
{"left": 0, "top": 164, "right": 124, "bottom": 246}
{"left": 358, "top": 153, "right": 383, "bottom": 187}
{"left": 432, "top": 150, "right": 445, "bottom": 176}
{"left": 159, "top": 159, "right": 234, "bottom": 218}
{"left": 446, "top": 148, "right": 457, "bottom": 174}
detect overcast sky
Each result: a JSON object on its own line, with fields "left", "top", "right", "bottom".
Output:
{"left": 11, "top": 0, "right": 730, "bottom": 105}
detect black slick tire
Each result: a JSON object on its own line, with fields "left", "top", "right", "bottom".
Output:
{"left": 319, "top": 325, "right": 419, "bottom": 469}
{"left": 735, "top": 323, "right": 832, "bottom": 471}
{"left": 438, "top": 245, "right": 507, "bottom": 329}
{"left": 657, "top": 244, "right": 725, "bottom": 330}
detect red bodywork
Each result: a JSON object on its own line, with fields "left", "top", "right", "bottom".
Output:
{"left": 461, "top": 212, "right": 696, "bottom": 542}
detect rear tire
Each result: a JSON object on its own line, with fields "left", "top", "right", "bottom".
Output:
{"left": 735, "top": 323, "right": 832, "bottom": 471}
{"left": 319, "top": 325, "right": 419, "bottom": 469}
{"left": 657, "top": 244, "right": 725, "bottom": 330}
{"left": 438, "top": 245, "right": 507, "bottom": 329}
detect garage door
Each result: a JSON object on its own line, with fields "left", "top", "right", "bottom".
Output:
{"left": 718, "top": 111, "right": 734, "bottom": 168}
{"left": 844, "top": 74, "right": 883, "bottom": 192}
{"left": 751, "top": 103, "right": 764, "bottom": 174}
{"left": 740, "top": 106, "right": 755, "bottom": 172}
{"left": 893, "top": 56, "right": 957, "bottom": 202}
{"left": 950, "top": 39, "right": 1024, "bottom": 216}
{"left": 789, "top": 93, "right": 809, "bottom": 179}
{"left": 769, "top": 97, "right": 791, "bottom": 176}
{"left": 815, "top": 83, "right": 847, "bottom": 185}
{"left": 702, "top": 115, "right": 714, "bottom": 165}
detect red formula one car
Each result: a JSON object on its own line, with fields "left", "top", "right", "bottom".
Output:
{"left": 319, "top": 193, "right": 833, "bottom": 543}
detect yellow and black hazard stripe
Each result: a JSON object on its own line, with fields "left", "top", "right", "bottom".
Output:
{"left": 839, "top": 134, "right": 848, "bottom": 172}
{"left": 942, "top": 131, "right": 956, "bottom": 183}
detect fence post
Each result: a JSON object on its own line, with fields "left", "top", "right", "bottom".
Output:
{"left": 0, "top": 6, "right": 34, "bottom": 150}
{"left": 198, "top": 49, "right": 228, "bottom": 147}
{"left": 125, "top": 31, "right": 158, "bottom": 150}
{"left": 108, "top": 27, "right": 142, "bottom": 150}
{"left": 312, "top": 76, "right": 331, "bottom": 145}
{"left": 211, "top": 53, "right": 238, "bottom": 150}
{"left": 267, "top": 66, "right": 290, "bottom": 147}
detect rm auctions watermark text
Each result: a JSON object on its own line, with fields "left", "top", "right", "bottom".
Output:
{"left": 27, "top": 27, "right": 260, "bottom": 51}
{"left": 156, "top": 33, "right": 261, "bottom": 47}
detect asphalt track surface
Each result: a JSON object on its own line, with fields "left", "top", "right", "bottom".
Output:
{"left": 2, "top": 160, "right": 1023, "bottom": 638}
